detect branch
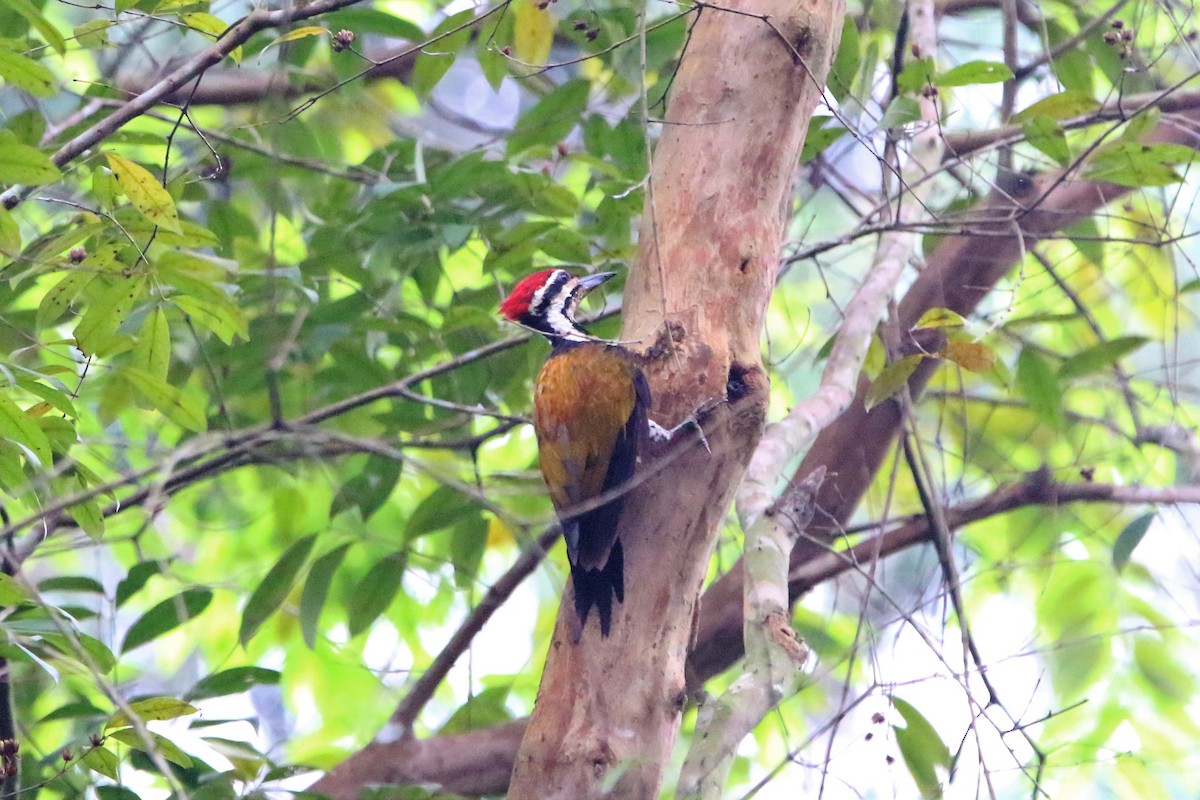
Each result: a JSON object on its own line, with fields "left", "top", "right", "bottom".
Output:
{"left": 0, "top": 322, "right": 550, "bottom": 562}
{"left": 305, "top": 473, "right": 1200, "bottom": 798}
{"left": 942, "top": 85, "right": 1200, "bottom": 161}
{"left": 735, "top": 0, "right": 945, "bottom": 527}
{"left": 677, "top": 468, "right": 822, "bottom": 799}
{"left": 385, "top": 525, "right": 559, "bottom": 737}
{"left": 790, "top": 474, "right": 1200, "bottom": 594}
{"left": 0, "top": 0, "right": 369, "bottom": 211}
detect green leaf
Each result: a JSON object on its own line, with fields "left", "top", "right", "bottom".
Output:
{"left": 187, "top": 666, "right": 281, "bottom": 700}
{"left": 39, "top": 575, "right": 104, "bottom": 593}
{"left": 107, "top": 728, "right": 193, "bottom": 768}
{"left": 132, "top": 307, "right": 171, "bottom": 381}
{"left": 0, "top": 208, "right": 19, "bottom": 259}
{"left": 74, "top": 274, "right": 146, "bottom": 357}
{"left": 864, "top": 355, "right": 922, "bottom": 411}
{"left": 121, "top": 588, "right": 212, "bottom": 652}
{"left": 1113, "top": 512, "right": 1155, "bottom": 571}
{"left": 239, "top": 533, "right": 317, "bottom": 645}
{"left": 896, "top": 56, "right": 934, "bottom": 94}
{"left": 1013, "top": 90, "right": 1100, "bottom": 122}
{"left": 411, "top": 9, "right": 475, "bottom": 95}
{"left": 73, "top": 19, "right": 112, "bottom": 48}
{"left": 1058, "top": 336, "right": 1149, "bottom": 380}
{"left": 0, "top": 131, "right": 61, "bottom": 184}
{"left": 170, "top": 293, "right": 248, "bottom": 345}
{"left": 105, "top": 153, "right": 182, "bottom": 233}
{"left": 1133, "top": 634, "right": 1194, "bottom": 701}
{"left": 800, "top": 116, "right": 849, "bottom": 163}
{"left": 507, "top": 79, "right": 590, "bottom": 156}
{"left": 325, "top": 7, "right": 423, "bottom": 40}
{"left": 0, "top": 47, "right": 57, "bottom": 96}
{"left": 67, "top": 473, "right": 105, "bottom": 541}
{"left": 346, "top": 551, "right": 406, "bottom": 636}
{"left": 300, "top": 542, "right": 351, "bottom": 648}
{"left": 891, "top": 696, "right": 951, "bottom": 798}
{"left": 180, "top": 13, "right": 241, "bottom": 62}
{"left": 0, "top": 390, "right": 54, "bottom": 468}
{"left": 1022, "top": 116, "right": 1070, "bottom": 166}
{"left": 405, "top": 485, "right": 482, "bottom": 537}
{"left": 116, "top": 561, "right": 163, "bottom": 607}
{"left": 106, "top": 696, "right": 198, "bottom": 730}
{"left": 879, "top": 97, "right": 923, "bottom": 128}
{"left": 934, "top": 60, "right": 1013, "bottom": 87}
{"left": 331, "top": 455, "right": 402, "bottom": 519}
{"left": 1015, "top": 348, "right": 1064, "bottom": 429}
{"left": 39, "top": 699, "right": 108, "bottom": 723}
{"left": 36, "top": 244, "right": 121, "bottom": 326}
{"left": 123, "top": 367, "right": 207, "bottom": 432}
{"left": 1085, "top": 142, "right": 1196, "bottom": 188}
{"left": 0, "top": 573, "right": 32, "bottom": 605}
{"left": 82, "top": 745, "right": 120, "bottom": 780}
{"left": 451, "top": 515, "right": 488, "bottom": 589}
{"left": 3, "top": 0, "right": 67, "bottom": 53}
{"left": 1121, "top": 105, "right": 1160, "bottom": 144}
{"left": 826, "top": 17, "right": 860, "bottom": 101}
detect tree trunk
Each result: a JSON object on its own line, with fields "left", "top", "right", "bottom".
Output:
{"left": 506, "top": 1, "right": 845, "bottom": 798}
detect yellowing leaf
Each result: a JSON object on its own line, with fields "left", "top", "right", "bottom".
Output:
{"left": 514, "top": 0, "right": 553, "bottom": 65}
{"left": 942, "top": 340, "right": 997, "bottom": 373}
{"left": 262, "top": 26, "right": 328, "bottom": 54}
{"left": 181, "top": 13, "right": 242, "bottom": 62}
{"left": 106, "top": 696, "right": 198, "bottom": 730}
{"left": 913, "top": 307, "right": 966, "bottom": 330}
{"left": 104, "top": 153, "right": 181, "bottom": 233}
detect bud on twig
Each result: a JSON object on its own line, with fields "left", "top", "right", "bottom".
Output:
{"left": 332, "top": 29, "right": 355, "bottom": 52}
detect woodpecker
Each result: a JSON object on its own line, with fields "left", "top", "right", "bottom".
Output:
{"left": 500, "top": 268, "right": 659, "bottom": 638}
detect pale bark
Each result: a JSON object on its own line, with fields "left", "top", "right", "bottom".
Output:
{"left": 677, "top": 468, "right": 821, "bottom": 798}
{"left": 737, "top": 0, "right": 945, "bottom": 527}
{"left": 506, "top": 0, "right": 845, "bottom": 797}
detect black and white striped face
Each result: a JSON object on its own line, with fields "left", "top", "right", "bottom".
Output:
{"left": 500, "top": 270, "right": 615, "bottom": 342}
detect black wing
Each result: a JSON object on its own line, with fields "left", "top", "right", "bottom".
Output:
{"left": 569, "top": 365, "right": 650, "bottom": 636}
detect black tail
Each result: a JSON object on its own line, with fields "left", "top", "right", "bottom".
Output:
{"left": 570, "top": 539, "right": 624, "bottom": 637}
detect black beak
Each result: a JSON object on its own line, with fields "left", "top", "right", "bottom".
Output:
{"left": 576, "top": 272, "right": 616, "bottom": 294}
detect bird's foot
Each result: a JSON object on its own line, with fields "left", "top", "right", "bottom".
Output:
{"left": 648, "top": 397, "right": 725, "bottom": 453}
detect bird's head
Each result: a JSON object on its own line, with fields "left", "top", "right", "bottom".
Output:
{"left": 499, "top": 269, "right": 615, "bottom": 342}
